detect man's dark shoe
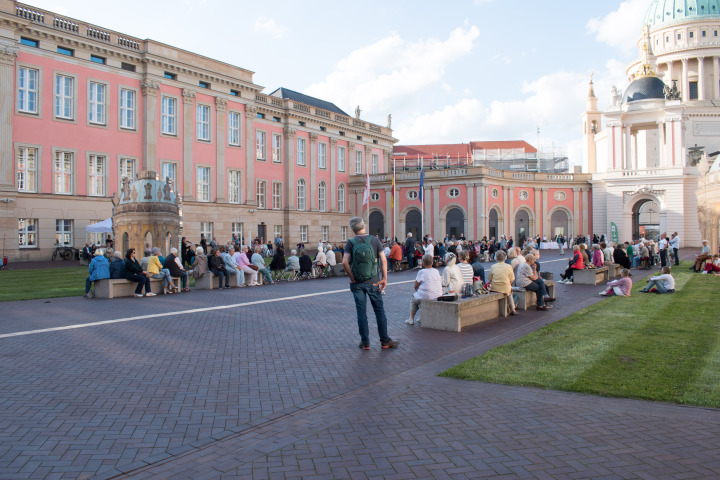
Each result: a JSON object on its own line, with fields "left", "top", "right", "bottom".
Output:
{"left": 544, "top": 297, "right": 556, "bottom": 302}
{"left": 359, "top": 342, "right": 370, "bottom": 350}
{"left": 381, "top": 338, "right": 399, "bottom": 349}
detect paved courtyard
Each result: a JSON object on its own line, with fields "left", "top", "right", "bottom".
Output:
{"left": 1, "top": 251, "right": 719, "bottom": 479}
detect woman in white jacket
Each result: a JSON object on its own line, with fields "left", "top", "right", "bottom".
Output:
{"left": 441, "top": 252, "right": 464, "bottom": 294}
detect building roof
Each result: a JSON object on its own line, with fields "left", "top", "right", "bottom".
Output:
{"left": 394, "top": 141, "right": 536, "bottom": 157}
{"left": 644, "top": 0, "right": 720, "bottom": 29}
{"left": 269, "top": 88, "right": 349, "bottom": 117}
{"left": 623, "top": 76, "right": 666, "bottom": 103}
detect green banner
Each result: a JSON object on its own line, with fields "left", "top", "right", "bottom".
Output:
{"left": 610, "top": 222, "right": 618, "bottom": 244}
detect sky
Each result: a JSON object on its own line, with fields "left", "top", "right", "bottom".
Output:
{"left": 26, "top": 0, "right": 653, "bottom": 169}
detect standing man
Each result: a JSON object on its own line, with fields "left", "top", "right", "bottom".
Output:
{"left": 343, "top": 217, "right": 399, "bottom": 350}
{"left": 658, "top": 232, "right": 668, "bottom": 268}
{"left": 404, "top": 232, "right": 416, "bottom": 270}
{"left": 670, "top": 232, "right": 680, "bottom": 266}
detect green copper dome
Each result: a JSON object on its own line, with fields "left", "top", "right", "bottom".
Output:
{"left": 644, "top": 0, "right": 720, "bottom": 28}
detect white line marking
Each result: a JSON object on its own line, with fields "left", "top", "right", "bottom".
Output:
{"left": 0, "top": 280, "right": 417, "bottom": 340}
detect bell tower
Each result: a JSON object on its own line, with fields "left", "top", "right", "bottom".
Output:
{"left": 582, "top": 74, "right": 601, "bottom": 173}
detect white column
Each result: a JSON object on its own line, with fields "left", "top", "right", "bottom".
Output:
{"left": 309, "top": 134, "right": 318, "bottom": 210}
{"left": 682, "top": 58, "right": 689, "bottom": 102}
{"left": 508, "top": 187, "right": 515, "bottom": 239}
{"left": 476, "top": 183, "right": 485, "bottom": 239}
{"left": 541, "top": 188, "right": 549, "bottom": 237}
{"left": 432, "top": 186, "right": 440, "bottom": 240}
{"left": 667, "top": 60, "right": 674, "bottom": 84}
{"left": 625, "top": 125, "right": 632, "bottom": 170}
{"left": 657, "top": 121, "right": 665, "bottom": 168}
{"left": 182, "top": 89, "right": 196, "bottom": 200}
{"left": 572, "top": 187, "right": 581, "bottom": 236}
{"left": 467, "top": 184, "right": 474, "bottom": 239}
{"left": 244, "top": 105, "right": 257, "bottom": 204}
{"left": 0, "top": 44, "right": 18, "bottom": 192}
{"left": 714, "top": 57, "right": 720, "bottom": 99}
{"left": 215, "top": 97, "right": 227, "bottom": 202}
{"left": 699, "top": 56, "right": 706, "bottom": 100}
{"left": 581, "top": 188, "right": 589, "bottom": 235}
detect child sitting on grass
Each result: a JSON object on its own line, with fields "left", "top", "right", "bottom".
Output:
{"left": 640, "top": 266, "right": 675, "bottom": 294}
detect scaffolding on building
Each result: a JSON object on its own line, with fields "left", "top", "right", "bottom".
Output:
{"left": 392, "top": 148, "right": 568, "bottom": 173}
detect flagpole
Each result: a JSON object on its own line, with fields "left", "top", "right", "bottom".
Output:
{"left": 392, "top": 159, "right": 396, "bottom": 241}
{"left": 420, "top": 156, "right": 424, "bottom": 240}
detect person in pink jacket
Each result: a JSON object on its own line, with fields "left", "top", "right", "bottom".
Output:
{"left": 591, "top": 244, "right": 605, "bottom": 268}
{"left": 599, "top": 269, "right": 632, "bottom": 297}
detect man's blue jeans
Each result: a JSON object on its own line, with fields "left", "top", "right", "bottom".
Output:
{"left": 643, "top": 279, "right": 673, "bottom": 294}
{"left": 350, "top": 283, "right": 389, "bottom": 344}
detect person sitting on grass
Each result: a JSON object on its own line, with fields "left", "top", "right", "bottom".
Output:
{"left": 558, "top": 245, "right": 584, "bottom": 284}
{"left": 109, "top": 250, "right": 125, "bottom": 279}
{"left": 701, "top": 254, "right": 720, "bottom": 274}
{"left": 83, "top": 249, "right": 110, "bottom": 299}
{"left": 124, "top": 248, "right": 154, "bottom": 297}
{"left": 488, "top": 250, "right": 518, "bottom": 316}
{"left": 640, "top": 266, "right": 675, "bottom": 294}
{"left": 692, "top": 240, "right": 712, "bottom": 272}
{"left": 516, "top": 253, "right": 555, "bottom": 311}
{"left": 599, "top": 268, "right": 632, "bottom": 297}
{"left": 406, "top": 253, "right": 443, "bottom": 326}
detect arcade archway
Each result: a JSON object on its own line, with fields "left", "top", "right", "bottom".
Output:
{"left": 369, "top": 210, "right": 385, "bottom": 238}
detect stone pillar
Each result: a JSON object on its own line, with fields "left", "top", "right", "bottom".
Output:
{"left": 508, "top": 187, "right": 515, "bottom": 238}
{"left": 476, "top": 183, "right": 485, "bottom": 239}
{"left": 433, "top": 186, "right": 440, "bottom": 240}
{"left": 182, "top": 89, "right": 196, "bottom": 201}
{"left": 467, "top": 183, "right": 474, "bottom": 239}
{"left": 657, "top": 121, "right": 664, "bottom": 168}
{"left": 502, "top": 187, "right": 509, "bottom": 237}
{"left": 625, "top": 125, "right": 632, "bottom": 170}
{"left": 244, "top": 105, "right": 257, "bottom": 204}
{"left": 581, "top": 188, "right": 589, "bottom": 236}
{"left": 284, "top": 128, "right": 296, "bottom": 209}
{"left": 215, "top": 97, "right": 227, "bottom": 202}
{"left": 541, "top": 188, "right": 549, "bottom": 237}
{"left": 0, "top": 42, "right": 18, "bottom": 256}
{"left": 572, "top": 187, "right": 581, "bottom": 236}
{"left": 714, "top": 57, "right": 720, "bottom": 99}
{"left": 699, "top": 56, "right": 706, "bottom": 100}
{"left": 330, "top": 138, "right": 338, "bottom": 216}
{"left": 681, "top": 58, "right": 689, "bottom": 102}
{"left": 309, "top": 133, "right": 318, "bottom": 211}
{"left": 534, "top": 187, "right": 541, "bottom": 237}
{"left": 668, "top": 60, "right": 674, "bottom": 84}
{"left": 141, "top": 78, "right": 160, "bottom": 173}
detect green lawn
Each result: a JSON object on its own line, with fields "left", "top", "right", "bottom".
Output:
{"left": 442, "top": 262, "right": 720, "bottom": 407}
{"left": 0, "top": 266, "right": 88, "bottom": 302}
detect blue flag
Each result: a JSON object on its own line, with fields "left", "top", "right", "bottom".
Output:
{"left": 418, "top": 169, "right": 424, "bottom": 202}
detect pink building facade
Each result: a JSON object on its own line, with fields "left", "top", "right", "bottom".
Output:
{"left": 0, "top": 1, "right": 395, "bottom": 260}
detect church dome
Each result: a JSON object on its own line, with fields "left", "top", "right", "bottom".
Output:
{"left": 623, "top": 76, "right": 666, "bottom": 103}
{"left": 644, "top": 0, "right": 720, "bottom": 28}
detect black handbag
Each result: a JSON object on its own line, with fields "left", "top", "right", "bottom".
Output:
{"left": 437, "top": 293, "right": 458, "bottom": 302}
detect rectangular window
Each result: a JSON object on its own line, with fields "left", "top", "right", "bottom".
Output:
{"left": 228, "top": 112, "right": 241, "bottom": 146}
{"left": 16, "top": 147, "right": 37, "bottom": 193}
{"left": 272, "top": 116, "right": 280, "bottom": 122}
{"left": 322, "top": 226, "right": 329, "bottom": 242}
{"left": 164, "top": 72, "right": 176, "bottom": 80}
{"left": 57, "top": 46, "right": 73, "bottom": 56}
{"left": 161, "top": 96, "right": 177, "bottom": 135}
{"left": 338, "top": 146, "right": 346, "bottom": 172}
{"left": 88, "top": 219, "right": 107, "bottom": 246}
{"left": 256, "top": 180, "right": 267, "bottom": 209}
{"left": 300, "top": 225, "right": 308, "bottom": 243}
{"left": 230, "top": 89, "right": 240, "bottom": 97}
{"left": 161, "top": 162, "right": 177, "bottom": 186}
{"left": 256, "top": 131, "right": 266, "bottom": 160}
{"left": 56, "top": 219, "right": 73, "bottom": 246}
{"left": 55, "top": 74, "right": 74, "bottom": 119}
{"left": 196, "top": 104, "right": 211, "bottom": 141}
{"left": 196, "top": 166, "right": 210, "bottom": 201}
{"left": 338, "top": 185, "right": 345, "bottom": 213}
{"left": 18, "top": 67, "right": 38, "bottom": 113}
{"left": 372, "top": 154, "right": 379, "bottom": 174}
{"left": 341, "top": 226, "right": 347, "bottom": 242}
{"left": 703, "top": 31, "right": 707, "bottom": 37}
{"left": 18, "top": 218, "right": 38, "bottom": 247}
{"left": 120, "top": 88, "right": 136, "bottom": 129}
{"left": 355, "top": 151, "right": 363, "bottom": 175}
{"left": 54, "top": 151, "right": 72, "bottom": 194}
{"left": 121, "top": 62, "right": 136, "bottom": 72}
{"left": 90, "top": 55, "right": 106, "bottom": 64}
{"left": 690, "top": 32, "right": 694, "bottom": 39}
{"left": 20, "top": 37, "right": 38, "bottom": 48}
{"left": 119, "top": 157, "right": 135, "bottom": 190}
{"left": 297, "top": 138, "right": 306, "bottom": 165}
{"left": 88, "top": 155, "right": 105, "bottom": 196}
{"left": 272, "top": 133, "right": 282, "bottom": 162}
{"left": 199, "top": 81, "right": 210, "bottom": 89}
{"left": 319, "top": 143, "right": 327, "bottom": 169}
{"left": 272, "top": 181, "right": 282, "bottom": 209}
{"left": 228, "top": 170, "right": 242, "bottom": 204}
{"left": 257, "top": 112, "right": 265, "bottom": 119}
{"left": 232, "top": 222, "right": 243, "bottom": 241}
{"left": 274, "top": 225, "right": 282, "bottom": 240}
{"left": 690, "top": 81, "right": 699, "bottom": 100}
{"left": 200, "top": 222, "right": 213, "bottom": 241}
{"left": 88, "top": 82, "right": 106, "bottom": 125}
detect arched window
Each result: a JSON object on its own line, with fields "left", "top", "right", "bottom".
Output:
{"left": 297, "top": 179, "right": 306, "bottom": 211}
{"left": 337, "top": 184, "right": 346, "bottom": 212}
{"left": 318, "top": 181, "right": 327, "bottom": 212}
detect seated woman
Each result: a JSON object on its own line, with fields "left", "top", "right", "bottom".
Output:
{"left": 591, "top": 244, "right": 604, "bottom": 268}
{"left": 692, "top": 240, "right": 712, "bottom": 272}
{"left": 252, "top": 246, "right": 274, "bottom": 284}
{"left": 640, "top": 266, "right": 675, "bottom": 294}
{"left": 124, "top": 248, "right": 154, "bottom": 297}
{"left": 185, "top": 243, "right": 196, "bottom": 269}
{"left": 516, "top": 254, "right": 554, "bottom": 311}
{"left": 613, "top": 243, "right": 631, "bottom": 269}
{"left": 579, "top": 243, "right": 590, "bottom": 266}
{"left": 487, "top": 250, "right": 518, "bottom": 316}
{"left": 164, "top": 247, "right": 189, "bottom": 292}
{"left": 701, "top": 254, "right": 720, "bottom": 274}
{"left": 84, "top": 249, "right": 110, "bottom": 298}
{"left": 209, "top": 247, "right": 230, "bottom": 288}
{"left": 456, "top": 250, "right": 474, "bottom": 288}
{"left": 285, "top": 249, "right": 300, "bottom": 274}
{"left": 470, "top": 254, "right": 486, "bottom": 284}
{"left": 192, "top": 246, "right": 209, "bottom": 280}
{"left": 299, "top": 250, "right": 313, "bottom": 278}
{"left": 109, "top": 250, "right": 126, "bottom": 279}
{"left": 441, "top": 252, "right": 464, "bottom": 295}
{"left": 559, "top": 245, "right": 584, "bottom": 284}
{"left": 407, "top": 254, "right": 443, "bottom": 326}
{"left": 313, "top": 248, "right": 327, "bottom": 277}
{"left": 148, "top": 247, "right": 173, "bottom": 294}
{"left": 600, "top": 268, "right": 632, "bottom": 297}
{"left": 270, "top": 246, "right": 286, "bottom": 278}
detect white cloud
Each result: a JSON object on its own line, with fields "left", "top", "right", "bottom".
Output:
{"left": 586, "top": 0, "right": 649, "bottom": 53}
{"left": 254, "top": 16, "right": 288, "bottom": 39}
{"left": 304, "top": 25, "right": 480, "bottom": 115}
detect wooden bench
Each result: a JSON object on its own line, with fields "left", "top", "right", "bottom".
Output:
{"left": 419, "top": 293, "right": 507, "bottom": 332}
{"left": 608, "top": 263, "right": 621, "bottom": 277}
{"left": 513, "top": 280, "right": 555, "bottom": 311}
{"left": 194, "top": 271, "right": 263, "bottom": 290}
{"left": 573, "top": 267, "right": 609, "bottom": 285}
{"left": 95, "top": 277, "right": 181, "bottom": 298}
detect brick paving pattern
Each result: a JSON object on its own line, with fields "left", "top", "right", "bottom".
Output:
{"left": 1, "top": 251, "right": 717, "bottom": 479}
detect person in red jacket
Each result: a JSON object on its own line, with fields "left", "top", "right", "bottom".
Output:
{"left": 558, "top": 245, "right": 584, "bottom": 284}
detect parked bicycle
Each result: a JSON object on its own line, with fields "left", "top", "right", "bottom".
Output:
{"left": 52, "top": 245, "right": 75, "bottom": 261}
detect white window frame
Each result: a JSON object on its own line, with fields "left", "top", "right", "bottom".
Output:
{"left": 200, "top": 222, "right": 213, "bottom": 242}
{"left": 16, "top": 146, "right": 38, "bottom": 193}
{"left": 161, "top": 96, "right": 177, "bottom": 135}
{"left": 256, "top": 180, "right": 267, "bottom": 209}
{"left": 297, "top": 137, "right": 306, "bottom": 166}
{"left": 338, "top": 146, "right": 346, "bottom": 172}
{"left": 87, "top": 154, "right": 106, "bottom": 196}
{"left": 300, "top": 225, "right": 308, "bottom": 243}
{"left": 341, "top": 226, "right": 347, "bottom": 242}
{"left": 119, "top": 87, "right": 136, "bottom": 130}
{"left": 321, "top": 226, "right": 329, "bottom": 242}
{"left": 55, "top": 219, "right": 73, "bottom": 246}
{"left": 319, "top": 143, "right": 327, "bottom": 169}
{"left": 18, "top": 66, "right": 39, "bottom": 114}
{"left": 54, "top": 73, "right": 75, "bottom": 120}
{"left": 88, "top": 80, "right": 107, "bottom": 125}
{"left": 118, "top": 157, "right": 136, "bottom": 192}
{"left": 256, "top": 130, "right": 266, "bottom": 160}
{"left": 196, "top": 104, "right": 211, "bottom": 141}
{"left": 18, "top": 218, "right": 38, "bottom": 248}
{"left": 228, "top": 170, "right": 242, "bottom": 204}
{"left": 273, "top": 225, "right": 282, "bottom": 240}
{"left": 355, "top": 151, "right": 363, "bottom": 175}
{"left": 371, "top": 154, "right": 379, "bottom": 174}
{"left": 232, "top": 222, "right": 243, "bottom": 242}
{"left": 337, "top": 184, "right": 346, "bottom": 213}
{"left": 196, "top": 166, "right": 211, "bottom": 202}
{"left": 318, "top": 181, "right": 327, "bottom": 212}
{"left": 228, "top": 111, "right": 241, "bottom": 146}
{"left": 53, "top": 150, "right": 73, "bottom": 195}
{"left": 272, "top": 181, "right": 282, "bottom": 210}
{"left": 272, "top": 133, "right": 282, "bottom": 163}
{"left": 297, "top": 179, "right": 306, "bottom": 211}
{"left": 161, "top": 161, "right": 178, "bottom": 187}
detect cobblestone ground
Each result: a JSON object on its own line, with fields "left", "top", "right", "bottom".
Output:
{"left": 1, "top": 251, "right": 718, "bottom": 479}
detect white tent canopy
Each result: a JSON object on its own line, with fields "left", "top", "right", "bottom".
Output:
{"left": 85, "top": 218, "right": 113, "bottom": 233}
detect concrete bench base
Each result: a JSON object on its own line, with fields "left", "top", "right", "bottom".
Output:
{"left": 419, "top": 293, "right": 507, "bottom": 332}
{"left": 95, "top": 277, "right": 181, "bottom": 299}
{"left": 514, "top": 280, "right": 555, "bottom": 310}
{"left": 609, "top": 264, "right": 621, "bottom": 277}
{"left": 194, "top": 271, "right": 263, "bottom": 290}
{"left": 573, "top": 267, "right": 609, "bottom": 285}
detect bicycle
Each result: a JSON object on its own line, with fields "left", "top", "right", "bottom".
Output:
{"left": 51, "top": 245, "right": 75, "bottom": 261}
